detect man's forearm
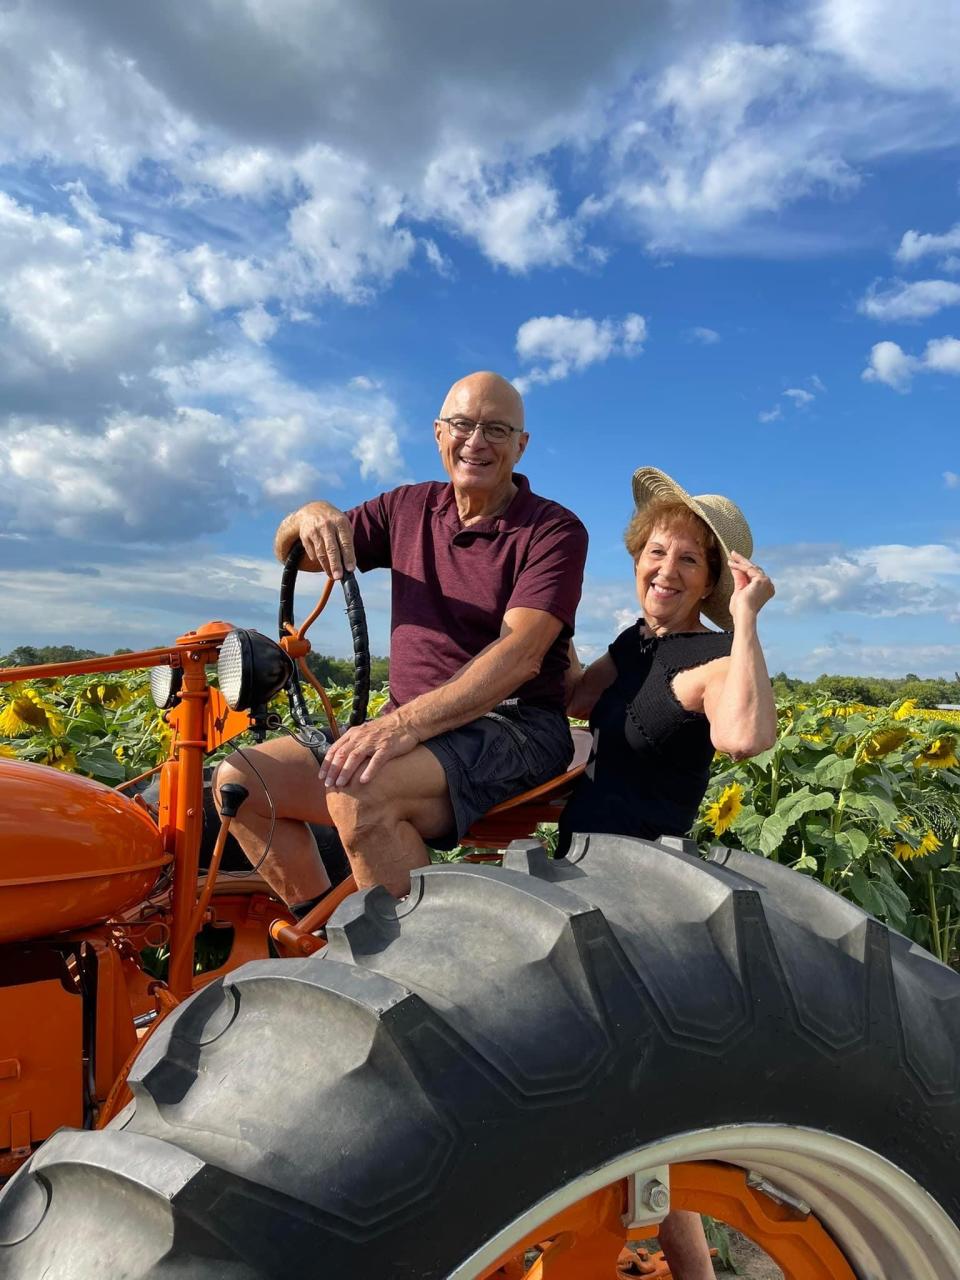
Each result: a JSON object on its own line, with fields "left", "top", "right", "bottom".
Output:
{"left": 393, "top": 632, "right": 546, "bottom": 743}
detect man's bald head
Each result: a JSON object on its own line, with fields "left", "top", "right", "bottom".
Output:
{"left": 438, "top": 371, "right": 525, "bottom": 431}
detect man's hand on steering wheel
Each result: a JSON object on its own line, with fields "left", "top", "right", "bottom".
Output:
{"left": 278, "top": 501, "right": 357, "bottom": 579}
{"left": 318, "top": 714, "right": 420, "bottom": 789}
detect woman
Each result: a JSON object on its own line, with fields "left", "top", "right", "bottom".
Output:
{"left": 560, "top": 467, "right": 777, "bottom": 1280}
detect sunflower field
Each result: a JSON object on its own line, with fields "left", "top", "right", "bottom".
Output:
{"left": 2, "top": 670, "right": 958, "bottom": 971}
{"left": 695, "top": 698, "right": 960, "bottom": 970}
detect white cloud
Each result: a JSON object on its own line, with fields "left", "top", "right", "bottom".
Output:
{"left": 945, "top": 471, "right": 959, "bottom": 489}
{"left": 0, "top": 554, "right": 395, "bottom": 657}
{"left": 794, "top": 637, "right": 960, "bottom": 680}
{"left": 513, "top": 312, "right": 647, "bottom": 392}
{"left": 758, "top": 405, "right": 782, "bottom": 423}
{"left": 422, "top": 153, "right": 586, "bottom": 272}
{"left": 816, "top": 0, "right": 960, "bottom": 98}
{"left": 238, "top": 304, "right": 278, "bottom": 345}
{"left": 769, "top": 541, "right": 960, "bottom": 618}
{"left": 287, "top": 147, "right": 416, "bottom": 300}
{"left": 858, "top": 278, "right": 960, "bottom": 322}
{"left": 863, "top": 336, "right": 960, "bottom": 389}
{"left": 688, "top": 326, "right": 720, "bottom": 344}
{"left": 784, "top": 388, "right": 814, "bottom": 406}
{"left": 603, "top": 41, "right": 866, "bottom": 249}
{"left": 896, "top": 223, "right": 960, "bottom": 265}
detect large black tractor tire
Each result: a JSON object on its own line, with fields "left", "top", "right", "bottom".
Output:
{"left": 1, "top": 835, "right": 959, "bottom": 1278}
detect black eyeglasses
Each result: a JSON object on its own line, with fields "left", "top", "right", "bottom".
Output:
{"left": 438, "top": 417, "right": 522, "bottom": 444}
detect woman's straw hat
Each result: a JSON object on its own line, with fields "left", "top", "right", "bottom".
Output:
{"left": 631, "top": 466, "right": 754, "bottom": 631}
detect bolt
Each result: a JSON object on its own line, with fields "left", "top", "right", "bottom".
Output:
{"left": 641, "top": 1179, "right": 669, "bottom": 1214}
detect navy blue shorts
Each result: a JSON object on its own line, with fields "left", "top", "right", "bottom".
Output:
{"left": 422, "top": 703, "right": 574, "bottom": 850}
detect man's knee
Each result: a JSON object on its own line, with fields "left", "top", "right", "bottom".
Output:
{"left": 213, "top": 752, "right": 263, "bottom": 815}
{"left": 325, "top": 780, "right": 395, "bottom": 841}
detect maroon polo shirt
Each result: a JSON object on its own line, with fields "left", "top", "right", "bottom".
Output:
{"left": 348, "top": 473, "right": 587, "bottom": 711}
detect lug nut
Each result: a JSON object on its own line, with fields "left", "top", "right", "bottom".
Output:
{"left": 642, "top": 1179, "right": 669, "bottom": 1214}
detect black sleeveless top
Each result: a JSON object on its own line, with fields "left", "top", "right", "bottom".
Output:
{"left": 558, "top": 622, "right": 733, "bottom": 851}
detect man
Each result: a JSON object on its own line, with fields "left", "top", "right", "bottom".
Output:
{"left": 215, "top": 371, "right": 587, "bottom": 903}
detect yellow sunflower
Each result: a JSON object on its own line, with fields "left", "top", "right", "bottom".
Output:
{"left": 893, "top": 829, "right": 942, "bottom": 861}
{"left": 46, "top": 742, "right": 77, "bottom": 772}
{"left": 704, "top": 783, "right": 744, "bottom": 837}
{"left": 0, "top": 743, "right": 17, "bottom": 758}
{"left": 914, "top": 736, "right": 959, "bottom": 770}
{"left": 0, "top": 687, "right": 63, "bottom": 737}
{"left": 893, "top": 699, "right": 918, "bottom": 721}
{"left": 861, "top": 727, "right": 910, "bottom": 761}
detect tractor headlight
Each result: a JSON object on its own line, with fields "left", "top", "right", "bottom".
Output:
{"left": 150, "top": 665, "right": 183, "bottom": 709}
{"left": 217, "top": 629, "right": 293, "bottom": 712}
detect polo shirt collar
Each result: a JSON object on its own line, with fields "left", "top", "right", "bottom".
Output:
{"left": 431, "top": 473, "right": 535, "bottom": 533}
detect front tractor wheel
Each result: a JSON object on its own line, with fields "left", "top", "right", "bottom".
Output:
{"left": 1, "top": 836, "right": 958, "bottom": 1278}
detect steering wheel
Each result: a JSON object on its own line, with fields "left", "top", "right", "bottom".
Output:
{"left": 278, "top": 540, "right": 371, "bottom": 738}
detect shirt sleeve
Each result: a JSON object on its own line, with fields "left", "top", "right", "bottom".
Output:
{"left": 347, "top": 491, "right": 394, "bottom": 571}
{"left": 505, "top": 514, "right": 588, "bottom": 633}
{"left": 608, "top": 624, "right": 641, "bottom": 674}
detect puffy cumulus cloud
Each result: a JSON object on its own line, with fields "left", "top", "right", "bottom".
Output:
{"left": 768, "top": 541, "right": 960, "bottom": 618}
{"left": 287, "top": 147, "right": 417, "bottom": 300}
{"left": 0, "top": 189, "right": 214, "bottom": 421}
{"left": 513, "top": 312, "right": 647, "bottom": 392}
{"left": 758, "top": 405, "right": 782, "bottom": 423}
{"left": 27, "top": 0, "right": 697, "bottom": 179}
{"left": 896, "top": 223, "right": 960, "bottom": 267}
{"left": 421, "top": 153, "right": 587, "bottom": 273}
{"left": 858, "top": 278, "right": 960, "bottom": 322}
{"left": 815, "top": 0, "right": 960, "bottom": 98}
{"left": 0, "top": 347, "right": 408, "bottom": 544}
{"left": 862, "top": 336, "right": 960, "bottom": 389}
{"left": 0, "top": 6, "right": 199, "bottom": 182}
{"left": 601, "top": 41, "right": 865, "bottom": 248}
{"left": 238, "top": 304, "right": 279, "bottom": 345}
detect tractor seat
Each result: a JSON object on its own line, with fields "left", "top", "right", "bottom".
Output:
{"left": 462, "top": 726, "right": 592, "bottom": 850}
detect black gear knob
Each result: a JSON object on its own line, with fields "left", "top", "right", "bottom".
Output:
{"left": 218, "top": 783, "right": 249, "bottom": 819}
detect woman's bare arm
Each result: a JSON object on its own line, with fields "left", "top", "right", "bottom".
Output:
{"left": 701, "top": 553, "right": 777, "bottom": 759}
{"left": 566, "top": 644, "right": 617, "bottom": 721}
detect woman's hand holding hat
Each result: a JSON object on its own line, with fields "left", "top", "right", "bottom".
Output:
{"left": 728, "top": 551, "right": 774, "bottom": 627}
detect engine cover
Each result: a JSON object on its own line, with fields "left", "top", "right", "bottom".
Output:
{"left": 0, "top": 759, "right": 167, "bottom": 944}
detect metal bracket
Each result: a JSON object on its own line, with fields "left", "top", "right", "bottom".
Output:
{"left": 622, "top": 1164, "right": 671, "bottom": 1229}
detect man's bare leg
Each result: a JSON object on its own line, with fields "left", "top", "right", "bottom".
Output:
{"left": 658, "top": 1211, "right": 715, "bottom": 1280}
{"left": 214, "top": 737, "right": 335, "bottom": 905}
{"left": 216, "top": 738, "right": 454, "bottom": 901}
{"left": 325, "top": 746, "right": 454, "bottom": 897}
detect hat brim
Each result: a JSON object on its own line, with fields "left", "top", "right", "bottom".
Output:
{"left": 631, "top": 466, "right": 736, "bottom": 631}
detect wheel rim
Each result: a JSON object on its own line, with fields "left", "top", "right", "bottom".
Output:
{"left": 457, "top": 1124, "right": 960, "bottom": 1280}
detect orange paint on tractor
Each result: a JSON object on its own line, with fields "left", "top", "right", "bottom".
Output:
{"left": 0, "top": 759, "right": 171, "bottom": 945}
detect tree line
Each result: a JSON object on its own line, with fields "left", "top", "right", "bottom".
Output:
{"left": 0, "top": 643, "right": 390, "bottom": 690}
{"left": 772, "top": 671, "right": 960, "bottom": 709}
{"left": 3, "top": 645, "right": 958, "bottom": 709}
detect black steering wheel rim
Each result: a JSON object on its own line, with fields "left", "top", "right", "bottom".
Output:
{"left": 278, "top": 540, "right": 371, "bottom": 733}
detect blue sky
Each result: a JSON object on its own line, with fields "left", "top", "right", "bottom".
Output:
{"left": 0, "top": 0, "right": 958, "bottom": 678}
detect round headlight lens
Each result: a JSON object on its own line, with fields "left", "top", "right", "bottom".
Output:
{"left": 217, "top": 629, "right": 292, "bottom": 712}
{"left": 149, "top": 665, "right": 183, "bottom": 709}
{"left": 218, "top": 629, "right": 248, "bottom": 710}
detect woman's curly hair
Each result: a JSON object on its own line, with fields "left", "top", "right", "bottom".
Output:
{"left": 625, "top": 498, "right": 722, "bottom": 589}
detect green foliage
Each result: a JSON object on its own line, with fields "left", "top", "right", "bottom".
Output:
{"left": 771, "top": 671, "right": 960, "bottom": 709}
{"left": 305, "top": 652, "right": 390, "bottom": 688}
{"left": 696, "top": 697, "right": 960, "bottom": 969}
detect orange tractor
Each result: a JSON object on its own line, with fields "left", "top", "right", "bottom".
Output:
{"left": 1, "top": 548, "right": 959, "bottom": 1279}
